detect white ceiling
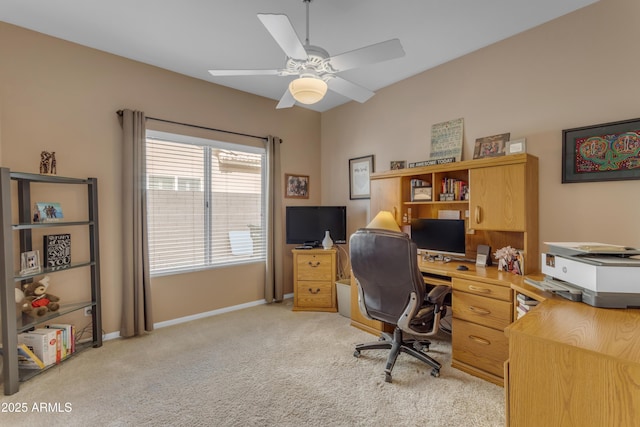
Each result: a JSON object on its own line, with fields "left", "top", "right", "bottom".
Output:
{"left": 1, "top": 0, "right": 598, "bottom": 112}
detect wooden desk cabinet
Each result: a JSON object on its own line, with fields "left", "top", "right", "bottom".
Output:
{"left": 451, "top": 276, "right": 513, "bottom": 386}
{"left": 292, "top": 248, "right": 337, "bottom": 312}
{"left": 505, "top": 299, "right": 640, "bottom": 426}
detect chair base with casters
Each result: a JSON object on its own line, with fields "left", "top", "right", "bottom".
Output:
{"left": 353, "top": 326, "right": 442, "bottom": 382}
{"left": 353, "top": 278, "right": 451, "bottom": 383}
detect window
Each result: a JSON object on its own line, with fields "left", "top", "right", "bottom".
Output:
{"left": 146, "top": 130, "right": 266, "bottom": 275}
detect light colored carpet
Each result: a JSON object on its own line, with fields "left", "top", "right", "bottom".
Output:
{"left": 1, "top": 300, "right": 504, "bottom": 426}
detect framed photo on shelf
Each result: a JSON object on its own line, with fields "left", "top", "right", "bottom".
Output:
{"left": 20, "top": 250, "right": 41, "bottom": 275}
{"left": 562, "top": 117, "right": 640, "bottom": 183}
{"left": 34, "top": 202, "right": 64, "bottom": 223}
{"left": 390, "top": 160, "right": 406, "bottom": 170}
{"left": 43, "top": 234, "right": 71, "bottom": 269}
{"left": 284, "top": 174, "right": 309, "bottom": 199}
{"left": 349, "top": 155, "right": 374, "bottom": 200}
{"left": 473, "top": 133, "right": 510, "bottom": 159}
{"left": 506, "top": 138, "right": 527, "bottom": 155}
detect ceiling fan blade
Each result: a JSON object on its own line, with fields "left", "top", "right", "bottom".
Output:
{"left": 208, "top": 69, "right": 282, "bottom": 77}
{"left": 328, "top": 39, "right": 405, "bottom": 72}
{"left": 257, "top": 14, "right": 307, "bottom": 60}
{"left": 328, "top": 77, "right": 375, "bottom": 103}
{"left": 276, "top": 89, "right": 296, "bottom": 109}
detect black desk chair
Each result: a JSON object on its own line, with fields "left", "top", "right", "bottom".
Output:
{"left": 350, "top": 228, "right": 451, "bottom": 382}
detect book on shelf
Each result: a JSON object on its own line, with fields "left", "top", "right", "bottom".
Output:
{"left": 516, "top": 293, "right": 540, "bottom": 306}
{"left": 18, "top": 328, "right": 59, "bottom": 367}
{"left": 43, "top": 233, "right": 71, "bottom": 270}
{"left": 0, "top": 344, "right": 46, "bottom": 370}
{"left": 46, "top": 323, "right": 75, "bottom": 359}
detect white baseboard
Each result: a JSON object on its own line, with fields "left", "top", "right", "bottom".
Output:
{"left": 103, "top": 293, "right": 295, "bottom": 341}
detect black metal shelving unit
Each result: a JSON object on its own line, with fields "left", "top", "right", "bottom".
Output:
{"left": 0, "top": 168, "right": 102, "bottom": 395}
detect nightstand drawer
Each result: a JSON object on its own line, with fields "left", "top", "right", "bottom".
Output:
{"left": 295, "top": 281, "right": 333, "bottom": 308}
{"left": 296, "top": 253, "right": 333, "bottom": 281}
{"left": 452, "top": 318, "right": 508, "bottom": 378}
{"left": 452, "top": 291, "right": 512, "bottom": 330}
{"left": 452, "top": 278, "right": 511, "bottom": 302}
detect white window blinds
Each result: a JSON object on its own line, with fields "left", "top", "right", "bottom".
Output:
{"left": 146, "top": 130, "right": 266, "bottom": 275}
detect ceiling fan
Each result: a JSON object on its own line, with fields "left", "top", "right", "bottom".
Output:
{"left": 208, "top": 0, "right": 405, "bottom": 109}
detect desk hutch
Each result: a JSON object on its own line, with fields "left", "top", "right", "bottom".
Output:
{"left": 364, "top": 153, "right": 538, "bottom": 385}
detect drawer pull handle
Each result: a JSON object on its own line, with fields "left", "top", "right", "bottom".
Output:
{"left": 468, "top": 285, "right": 490, "bottom": 294}
{"left": 469, "top": 335, "right": 491, "bottom": 345}
{"left": 475, "top": 206, "right": 482, "bottom": 224}
{"left": 308, "top": 261, "right": 321, "bottom": 268}
{"left": 469, "top": 306, "right": 491, "bottom": 315}
{"left": 308, "top": 288, "right": 321, "bottom": 294}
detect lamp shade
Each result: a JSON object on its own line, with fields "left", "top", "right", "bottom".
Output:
{"left": 366, "top": 211, "right": 401, "bottom": 232}
{"left": 288, "top": 77, "right": 328, "bottom": 104}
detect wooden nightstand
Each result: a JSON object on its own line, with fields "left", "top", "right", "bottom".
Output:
{"left": 292, "top": 248, "right": 337, "bottom": 312}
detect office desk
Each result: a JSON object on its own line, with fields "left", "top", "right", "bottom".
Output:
{"left": 351, "top": 258, "right": 529, "bottom": 386}
{"left": 505, "top": 297, "right": 640, "bottom": 426}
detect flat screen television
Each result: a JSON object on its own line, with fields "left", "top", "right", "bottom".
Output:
{"left": 410, "top": 218, "right": 466, "bottom": 258}
{"left": 286, "top": 206, "right": 347, "bottom": 246}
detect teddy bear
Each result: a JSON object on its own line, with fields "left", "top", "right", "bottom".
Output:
{"left": 16, "top": 276, "right": 61, "bottom": 319}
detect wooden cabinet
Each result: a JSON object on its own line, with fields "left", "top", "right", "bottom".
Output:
{"left": 292, "top": 248, "right": 337, "bottom": 312}
{"left": 369, "top": 153, "right": 539, "bottom": 273}
{"left": 451, "top": 276, "right": 512, "bottom": 386}
{"left": 369, "top": 177, "right": 402, "bottom": 225}
{"left": 505, "top": 298, "right": 640, "bottom": 426}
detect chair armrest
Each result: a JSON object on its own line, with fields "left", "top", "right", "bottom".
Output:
{"left": 426, "top": 285, "right": 451, "bottom": 305}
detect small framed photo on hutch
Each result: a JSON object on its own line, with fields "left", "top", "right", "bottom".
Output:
{"left": 20, "top": 250, "right": 41, "bottom": 275}
{"left": 506, "top": 138, "right": 527, "bottom": 155}
{"left": 349, "top": 155, "right": 374, "bottom": 200}
{"left": 562, "top": 117, "right": 640, "bottom": 183}
{"left": 284, "top": 174, "right": 309, "bottom": 199}
{"left": 473, "top": 133, "right": 510, "bottom": 159}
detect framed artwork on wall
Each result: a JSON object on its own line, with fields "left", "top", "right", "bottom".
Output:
{"left": 349, "top": 155, "right": 374, "bottom": 200}
{"left": 562, "top": 118, "right": 640, "bottom": 183}
{"left": 285, "top": 174, "right": 309, "bottom": 199}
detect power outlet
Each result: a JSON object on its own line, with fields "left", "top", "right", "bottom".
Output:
{"left": 84, "top": 307, "right": 93, "bottom": 317}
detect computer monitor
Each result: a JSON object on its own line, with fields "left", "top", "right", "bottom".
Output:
{"left": 410, "top": 218, "right": 466, "bottom": 258}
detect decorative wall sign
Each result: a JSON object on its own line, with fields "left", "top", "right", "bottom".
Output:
{"left": 43, "top": 234, "right": 71, "bottom": 270}
{"left": 285, "top": 174, "right": 309, "bottom": 199}
{"left": 349, "top": 155, "right": 374, "bottom": 200}
{"left": 562, "top": 118, "right": 640, "bottom": 183}
{"left": 430, "top": 118, "right": 464, "bottom": 161}
{"left": 473, "top": 133, "right": 510, "bottom": 159}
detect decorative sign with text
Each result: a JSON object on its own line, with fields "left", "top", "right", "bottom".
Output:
{"left": 430, "top": 118, "right": 464, "bottom": 162}
{"left": 43, "top": 234, "right": 71, "bottom": 270}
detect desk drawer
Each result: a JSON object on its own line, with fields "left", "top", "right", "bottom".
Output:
{"left": 453, "top": 278, "right": 511, "bottom": 302}
{"left": 295, "top": 281, "right": 333, "bottom": 308}
{"left": 296, "top": 254, "right": 333, "bottom": 281}
{"left": 452, "top": 292, "right": 512, "bottom": 330}
{"left": 452, "top": 318, "right": 508, "bottom": 378}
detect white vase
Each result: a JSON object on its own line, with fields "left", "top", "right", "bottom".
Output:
{"left": 322, "top": 230, "right": 333, "bottom": 249}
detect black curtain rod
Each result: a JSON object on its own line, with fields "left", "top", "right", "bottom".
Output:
{"left": 116, "top": 110, "right": 268, "bottom": 142}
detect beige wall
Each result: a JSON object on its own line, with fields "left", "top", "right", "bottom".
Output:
{"left": 322, "top": 0, "right": 640, "bottom": 251}
{"left": 0, "top": 22, "right": 320, "bottom": 333}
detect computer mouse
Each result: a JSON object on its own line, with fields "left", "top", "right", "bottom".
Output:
{"left": 456, "top": 265, "right": 469, "bottom": 271}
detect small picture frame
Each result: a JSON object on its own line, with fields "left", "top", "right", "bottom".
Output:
{"left": 390, "top": 160, "right": 406, "bottom": 170}
{"left": 506, "top": 138, "right": 527, "bottom": 155}
{"left": 20, "top": 250, "right": 41, "bottom": 275}
{"left": 473, "top": 133, "right": 511, "bottom": 159}
{"left": 284, "top": 174, "right": 309, "bottom": 199}
{"left": 349, "top": 155, "right": 374, "bottom": 200}
{"left": 34, "top": 202, "right": 64, "bottom": 223}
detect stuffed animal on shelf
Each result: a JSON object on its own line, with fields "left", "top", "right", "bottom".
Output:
{"left": 18, "top": 276, "right": 61, "bottom": 318}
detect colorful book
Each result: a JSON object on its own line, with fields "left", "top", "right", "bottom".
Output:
{"left": 17, "top": 343, "right": 45, "bottom": 369}
{"left": 47, "top": 324, "right": 74, "bottom": 358}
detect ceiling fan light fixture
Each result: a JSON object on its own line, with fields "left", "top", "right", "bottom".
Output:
{"left": 288, "top": 76, "right": 327, "bottom": 104}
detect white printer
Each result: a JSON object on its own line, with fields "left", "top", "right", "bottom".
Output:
{"left": 526, "top": 242, "right": 640, "bottom": 308}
